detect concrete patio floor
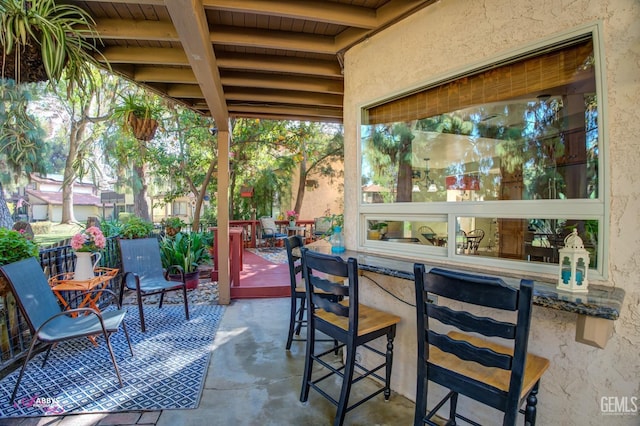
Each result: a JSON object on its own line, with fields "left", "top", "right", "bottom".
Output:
{"left": 5, "top": 297, "right": 416, "bottom": 425}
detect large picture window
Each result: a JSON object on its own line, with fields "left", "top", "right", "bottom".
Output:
{"left": 359, "top": 33, "right": 605, "bottom": 278}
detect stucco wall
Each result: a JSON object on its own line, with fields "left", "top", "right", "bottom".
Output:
{"left": 342, "top": 1, "right": 639, "bottom": 424}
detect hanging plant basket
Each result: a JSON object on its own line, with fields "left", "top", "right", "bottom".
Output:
{"left": 127, "top": 113, "right": 159, "bottom": 141}
{"left": 1, "top": 41, "right": 49, "bottom": 84}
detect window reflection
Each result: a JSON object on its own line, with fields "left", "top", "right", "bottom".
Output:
{"left": 361, "top": 39, "right": 597, "bottom": 204}
{"left": 456, "top": 217, "right": 598, "bottom": 268}
{"left": 365, "top": 220, "right": 448, "bottom": 246}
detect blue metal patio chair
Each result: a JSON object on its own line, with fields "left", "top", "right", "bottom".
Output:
{"left": 118, "top": 237, "right": 190, "bottom": 332}
{"left": 0, "top": 257, "right": 133, "bottom": 404}
{"left": 259, "top": 217, "right": 287, "bottom": 250}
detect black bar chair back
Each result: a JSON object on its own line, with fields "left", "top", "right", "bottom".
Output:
{"left": 413, "top": 264, "right": 550, "bottom": 426}
{"left": 300, "top": 248, "right": 401, "bottom": 426}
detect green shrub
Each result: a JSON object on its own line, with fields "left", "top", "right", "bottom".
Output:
{"left": 30, "top": 221, "right": 51, "bottom": 235}
{"left": 0, "top": 228, "right": 39, "bottom": 266}
{"left": 120, "top": 216, "right": 154, "bottom": 239}
{"left": 118, "top": 212, "right": 133, "bottom": 223}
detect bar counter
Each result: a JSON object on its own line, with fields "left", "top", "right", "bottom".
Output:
{"left": 303, "top": 240, "right": 626, "bottom": 416}
{"left": 306, "top": 241, "right": 624, "bottom": 320}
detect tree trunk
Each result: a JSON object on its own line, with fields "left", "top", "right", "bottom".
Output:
{"left": 132, "top": 163, "right": 151, "bottom": 221}
{"left": 189, "top": 157, "right": 217, "bottom": 232}
{"left": 0, "top": 182, "right": 14, "bottom": 229}
{"left": 293, "top": 157, "right": 307, "bottom": 214}
{"left": 396, "top": 136, "right": 413, "bottom": 202}
{"left": 61, "top": 106, "right": 91, "bottom": 224}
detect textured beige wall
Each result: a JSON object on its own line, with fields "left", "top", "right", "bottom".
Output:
{"left": 295, "top": 161, "right": 344, "bottom": 220}
{"left": 343, "top": 0, "right": 640, "bottom": 424}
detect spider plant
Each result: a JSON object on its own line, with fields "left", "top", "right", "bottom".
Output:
{"left": 0, "top": 0, "right": 105, "bottom": 94}
{"left": 113, "top": 93, "right": 164, "bottom": 140}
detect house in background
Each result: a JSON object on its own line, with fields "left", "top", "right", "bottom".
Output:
{"left": 16, "top": 175, "right": 125, "bottom": 223}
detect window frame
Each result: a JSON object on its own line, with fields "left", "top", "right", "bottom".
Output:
{"left": 356, "top": 23, "right": 609, "bottom": 280}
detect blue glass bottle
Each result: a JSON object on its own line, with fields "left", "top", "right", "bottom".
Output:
{"left": 330, "top": 226, "right": 345, "bottom": 253}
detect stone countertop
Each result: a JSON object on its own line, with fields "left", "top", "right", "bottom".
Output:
{"left": 305, "top": 242, "right": 624, "bottom": 321}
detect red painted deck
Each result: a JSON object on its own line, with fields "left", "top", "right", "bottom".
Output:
{"left": 230, "top": 249, "right": 291, "bottom": 299}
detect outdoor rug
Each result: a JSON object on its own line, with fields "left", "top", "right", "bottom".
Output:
{"left": 0, "top": 304, "right": 225, "bottom": 418}
{"left": 246, "top": 247, "right": 288, "bottom": 264}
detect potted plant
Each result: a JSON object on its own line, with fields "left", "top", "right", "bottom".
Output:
{"left": 162, "top": 217, "right": 185, "bottom": 237}
{"left": 0, "top": 227, "right": 39, "bottom": 355}
{"left": 0, "top": 0, "right": 103, "bottom": 89}
{"left": 119, "top": 216, "right": 155, "bottom": 239}
{"left": 159, "top": 232, "right": 210, "bottom": 289}
{"left": 113, "top": 93, "right": 163, "bottom": 141}
{"left": 367, "top": 221, "right": 387, "bottom": 240}
{"left": 0, "top": 227, "right": 39, "bottom": 295}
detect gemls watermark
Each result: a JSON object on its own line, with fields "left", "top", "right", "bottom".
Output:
{"left": 600, "top": 396, "right": 638, "bottom": 416}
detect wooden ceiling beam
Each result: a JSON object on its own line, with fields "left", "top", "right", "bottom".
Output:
{"left": 167, "top": 84, "right": 203, "bottom": 98}
{"left": 135, "top": 67, "right": 197, "bottom": 84}
{"left": 222, "top": 72, "right": 343, "bottom": 94}
{"left": 81, "top": 0, "right": 163, "bottom": 4}
{"left": 217, "top": 53, "right": 341, "bottom": 78}
{"left": 102, "top": 47, "right": 341, "bottom": 78}
{"left": 225, "top": 88, "right": 342, "bottom": 108}
{"left": 95, "top": 19, "right": 179, "bottom": 41}
{"left": 165, "top": 0, "right": 229, "bottom": 130}
{"left": 211, "top": 26, "right": 335, "bottom": 55}
{"left": 99, "top": 46, "right": 189, "bottom": 65}
{"left": 227, "top": 104, "right": 342, "bottom": 120}
{"left": 94, "top": 20, "right": 336, "bottom": 55}
{"left": 202, "top": 0, "right": 377, "bottom": 29}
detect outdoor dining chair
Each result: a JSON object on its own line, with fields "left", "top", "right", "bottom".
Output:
{"left": 299, "top": 248, "right": 401, "bottom": 426}
{"left": 118, "top": 237, "right": 190, "bottom": 332}
{"left": 0, "top": 257, "right": 133, "bottom": 404}
{"left": 465, "top": 228, "right": 485, "bottom": 253}
{"left": 413, "top": 264, "right": 550, "bottom": 425}
{"left": 284, "top": 235, "right": 339, "bottom": 351}
{"left": 312, "top": 216, "right": 333, "bottom": 240}
{"left": 259, "top": 217, "right": 287, "bottom": 249}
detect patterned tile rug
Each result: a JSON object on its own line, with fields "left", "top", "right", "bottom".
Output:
{"left": 246, "top": 247, "right": 288, "bottom": 264}
{"left": 0, "top": 304, "right": 225, "bottom": 418}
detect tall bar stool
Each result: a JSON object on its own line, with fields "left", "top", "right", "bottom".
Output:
{"left": 413, "top": 264, "right": 550, "bottom": 426}
{"left": 284, "top": 236, "right": 339, "bottom": 350}
{"left": 284, "top": 235, "right": 307, "bottom": 349}
{"left": 300, "top": 248, "right": 401, "bottom": 426}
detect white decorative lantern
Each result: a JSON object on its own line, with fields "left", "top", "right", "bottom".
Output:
{"left": 557, "top": 229, "right": 590, "bottom": 293}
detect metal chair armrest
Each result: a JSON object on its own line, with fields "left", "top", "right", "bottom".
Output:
{"left": 164, "top": 265, "right": 185, "bottom": 281}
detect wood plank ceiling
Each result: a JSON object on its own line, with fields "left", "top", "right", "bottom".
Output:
{"left": 64, "top": 0, "right": 435, "bottom": 129}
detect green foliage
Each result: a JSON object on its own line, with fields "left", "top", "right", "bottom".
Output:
{"left": 119, "top": 216, "right": 154, "bottom": 239}
{"left": 328, "top": 213, "right": 344, "bottom": 231}
{"left": 159, "top": 232, "right": 209, "bottom": 273}
{"left": 368, "top": 221, "right": 387, "bottom": 230}
{"left": 228, "top": 118, "right": 343, "bottom": 218}
{"left": 99, "top": 218, "right": 124, "bottom": 238}
{"left": 0, "top": 79, "right": 47, "bottom": 181}
{"left": 0, "top": 0, "right": 105, "bottom": 95}
{"left": 113, "top": 93, "right": 163, "bottom": 121}
{"left": 162, "top": 217, "right": 186, "bottom": 229}
{"left": 0, "top": 228, "right": 39, "bottom": 266}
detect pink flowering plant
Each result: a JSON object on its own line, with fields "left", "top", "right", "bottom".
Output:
{"left": 286, "top": 210, "right": 298, "bottom": 221}
{"left": 70, "top": 226, "right": 106, "bottom": 252}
